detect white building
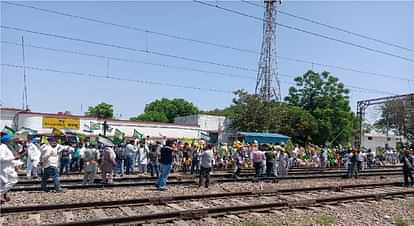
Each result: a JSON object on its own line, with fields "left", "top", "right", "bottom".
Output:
{"left": 174, "top": 114, "right": 233, "bottom": 143}
{"left": 0, "top": 107, "right": 22, "bottom": 129}
{"left": 1, "top": 108, "right": 202, "bottom": 139}
{"left": 362, "top": 132, "right": 402, "bottom": 151}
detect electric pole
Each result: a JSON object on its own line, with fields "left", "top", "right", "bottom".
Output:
{"left": 21, "top": 36, "right": 29, "bottom": 110}
{"left": 255, "top": 0, "right": 281, "bottom": 102}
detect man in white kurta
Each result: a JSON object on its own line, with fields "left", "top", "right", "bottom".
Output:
{"left": 40, "top": 138, "right": 63, "bottom": 192}
{"left": 26, "top": 139, "right": 41, "bottom": 178}
{"left": 1, "top": 134, "right": 22, "bottom": 203}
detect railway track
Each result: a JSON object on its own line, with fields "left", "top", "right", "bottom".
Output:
{"left": 10, "top": 170, "right": 403, "bottom": 192}
{"left": 2, "top": 182, "right": 412, "bottom": 226}
{"left": 15, "top": 167, "right": 401, "bottom": 185}
{"left": 16, "top": 165, "right": 402, "bottom": 177}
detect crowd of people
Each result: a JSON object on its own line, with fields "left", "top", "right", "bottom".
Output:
{"left": 1, "top": 130, "right": 413, "bottom": 203}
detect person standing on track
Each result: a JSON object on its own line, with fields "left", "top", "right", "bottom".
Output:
{"left": 251, "top": 142, "right": 264, "bottom": 177}
{"left": 125, "top": 140, "right": 137, "bottom": 175}
{"left": 0, "top": 132, "right": 22, "bottom": 203}
{"left": 148, "top": 142, "right": 160, "bottom": 177}
{"left": 40, "top": 137, "right": 64, "bottom": 192}
{"left": 265, "top": 145, "right": 275, "bottom": 177}
{"left": 401, "top": 148, "right": 413, "bottom": 187}
{"left": 157, "top": 139, "right": 176, "bottom": 191}
{"left": 114, "top": 144, "right": 126, "bottom": 177}
{"left": 232, "top": 144, "right": 243, "bottom": 179}
{"left": 347, "top": 149, "right": 359, "bottom": 178}
{"left": 70, "top": 144, "right": 81, "bottom": 172}
{"left": 199, "top": 144, "right": 213, "bottom": 188}
{"left": 26, "top": 138, "right": 41, "bottom": 179}
{"left": 278, "top": 150, "right": 289, "bottom": 177}
{"left": 191, "top": 146, "right": 200, "bottom": 175}
{"left": 100, "top": 144, "right": 116, "bottom": 184}
{"left": 83, "top": 144, "right": 99, "bottom": 185}
{"left": 59, "top": 143, "right": 72, "bottom": 175}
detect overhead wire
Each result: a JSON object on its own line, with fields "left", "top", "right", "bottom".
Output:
{"left": 1, "top": 40, "right": 256, "bottom": 80}
{"left": 2, "top": 1, "right": 257, "bottom": 54}
{"left": 2, "top": 63, "right": 393, "bottom": 96}
{"left": 1, "top": 25, "right": 256, "bottom": 72}
{"left": 194, "top": 0, "right": 414, "bottom": 63}
{"left": 3, "top": 1, "right": 412, "bottom": 82}
{"left": 1, "top": 63, "right": 234, "bottom": 94}
{"left": 241, "top": 0, "right": 414, "bottom": 54}
{"left": 2, "top": 39, "right": 395, "bottom": 95}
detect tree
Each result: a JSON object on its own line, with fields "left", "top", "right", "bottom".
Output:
{"left": 227, "top": 90, "right": 317, "bottom": 145}
{"left": 130, "top": 111, "right": 169, "bottom": 123}
{"left": 86, "top": 102, "right": 114, "bottom": 119}
{"left": 285, "top": 70, "right": 353, "bottom": 145}
{"left": 375, "top": 98, "right": 414, "bottom": 142}
{"left": 199, "top": 108, "right": 232, "bottom": 117}
{"left": 135, "top": 98, "right": 199, "bottom": 123}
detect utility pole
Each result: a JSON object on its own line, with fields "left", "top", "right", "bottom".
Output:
{"left": 255, "top": 0, "right": 281, "bottom": 102}
{"left": 21, "top": 36, "right": 29, "bottom": 111}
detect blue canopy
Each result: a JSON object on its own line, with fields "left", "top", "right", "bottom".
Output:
{"left": 239, "top": 132, "right": 289, "bottom": 144}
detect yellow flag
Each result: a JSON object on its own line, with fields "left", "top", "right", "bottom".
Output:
{"left": 41, "top": 136, "right": 49, "bottom": 144}
{"left": 52, "top": 128, "right": 64, "bottom": 136}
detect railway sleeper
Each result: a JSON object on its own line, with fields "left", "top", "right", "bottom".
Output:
{"left": 148, "top": 196, "right": 174, "bottom": 204}
{"left": 334, "top": 185, "right": 344, "bottom": 192}
{"left": 287, "top": 199, "right": 317, "bottom": 208}
{"left": 179, "top": 209, "right": 209, "bottom": 219}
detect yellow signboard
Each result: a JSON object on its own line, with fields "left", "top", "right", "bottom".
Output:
{"left": 42, "top": 116, "right": 80, "bottom": 129}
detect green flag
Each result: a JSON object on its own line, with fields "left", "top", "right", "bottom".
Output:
{"left": 114, "top": 128, "right": 124, "bottom": 138}
{"left": 113, "top": 128, "right": 125, "bottom": 144}
{"left": 2, "top": 126, "right": 15, "bottom": 136}
{"left": 133, "top": 129, "right": 144, "bottom": 139}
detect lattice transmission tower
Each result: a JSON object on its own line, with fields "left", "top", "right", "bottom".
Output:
{"left": 255, "top": 0, "right": 281, "bottom": 102}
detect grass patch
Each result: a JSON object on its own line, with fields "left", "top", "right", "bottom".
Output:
{"left": 394, "top": 216, "right": 410, "bottom": 226}
{"left": 314, "top": 214, "right": 336, "bottom": 225}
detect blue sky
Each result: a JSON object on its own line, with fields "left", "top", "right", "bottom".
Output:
{"left": 1, "top": 1, "right": 413, "bottom": 120}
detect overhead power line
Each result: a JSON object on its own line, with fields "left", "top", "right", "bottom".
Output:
{"left": 2, "top": 63, "right": 393, "bottom": 96}
{"left": 1, "top": 40, "right": 255, "bottom": 80}
{"left": 2, "top": 40, "right": 395, "bottom": 96}
{"left": 1, "top": 63, "right": 233, "bottom": 93}
{"left": 1, "top": 25, "right": 256, "bottom": 72}
{"left": 194, "top": 1, "right": 414, "bottom": 63}
{"left": 278, "top": 55, "right": 413, "bottom": 82}
{"left": 3, "top": 2, "right": 412, "bottom": 82}
{"left": 242, "top": 0, "right": 414, "bottom": 54}
{"left": 3, "top": 1, "right": 257, "bottom": 54}
{"left": 2, "top": 26, "right": 412, "bottom": 87}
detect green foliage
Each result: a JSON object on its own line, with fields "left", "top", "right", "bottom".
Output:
{"left": 375, "top": 98, "right": 414, "bottom": 142}
{"left": 86, "top": 102, "right": 114, "bottom": 119}
{"left": 227, "top": 90, "right": 317, "bottom": 145}
{"left": 315, "top": 214, "right": 336, "bottom": 225}
{"left": 285, "top": 70, "right": 353, "bottom": 145}
{"left": 199, "top": 108, "right": 233, "bottom": 117}
{"left": 393, "top": 216, "right": 410, "bottom": 226}
{"left": 135, "top": 98, "right": 199, "bottom": 123}
{"left": 130, "top": 111, "right": 169, "bottom": 123}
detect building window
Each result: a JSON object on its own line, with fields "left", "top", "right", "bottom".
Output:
{"left": 367, "top": 137, "right": 373, "bottom": 140}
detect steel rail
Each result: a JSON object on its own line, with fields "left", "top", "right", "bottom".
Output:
{"left": 16, "top": 168, "right": 402, "bottom": 185}
{"left": 16, "top": 165, "right": 402, "bottom": 177}
{"left": 1, "top": 181, "right": 402, "bottom": 214}
{"left": 10, "top": 171, "right": 403, "bottom": 192}
{"left": 40, "top": 188, "right": 414, "bottom": 226}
